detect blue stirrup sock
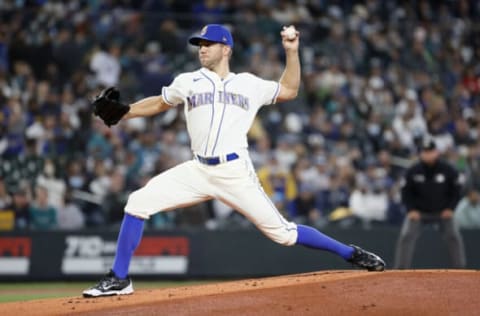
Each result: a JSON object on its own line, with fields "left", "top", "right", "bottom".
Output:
{"left": 295, "top": 224, "right": 354, "bottom": 260}
{"left": 112, "top": 213, "right": 145, "bottom": 279}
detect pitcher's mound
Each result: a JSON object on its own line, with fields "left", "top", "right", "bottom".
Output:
{"left": 3, "top": 270, "right": 480, "bottom": 315}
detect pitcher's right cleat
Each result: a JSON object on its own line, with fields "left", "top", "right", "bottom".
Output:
{"left": 347, "top": 244, "right": 386, "bottom": 271}
{"left": 83, "top": 270, "right": 134, "bottom": 297}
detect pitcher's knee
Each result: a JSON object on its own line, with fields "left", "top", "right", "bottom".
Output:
{"left": 124, "top": 209, "right": 149, "bottom": 220}
{"left": 263, "top": 224, "right": 298, "bottom": 246}
{"left": 124, "top": 190, "right": 151, "bottom": 219}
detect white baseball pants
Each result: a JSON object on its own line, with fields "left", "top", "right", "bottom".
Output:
{"left": 125, "top": 156, "right": 298, "bottom": 245}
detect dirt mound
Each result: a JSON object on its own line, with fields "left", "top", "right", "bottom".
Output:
{"left": 2, "top": 270, "right": 479, "bottom": 315}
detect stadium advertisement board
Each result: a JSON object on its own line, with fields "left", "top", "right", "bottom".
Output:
{"left": 61, "top": 235, "right": 189, "bottom": 275}
{"left": 0, "top": 228, "right": 479, "bottom": 280}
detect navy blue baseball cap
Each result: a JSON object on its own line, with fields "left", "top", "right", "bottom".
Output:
{"left": 189, "top": 24, "right": 234, "bottom": 48}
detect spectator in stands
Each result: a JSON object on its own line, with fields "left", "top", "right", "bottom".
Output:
{"left": 153, "top": 19, "right": 183, "bottom": 59}
{"left": 249, "top": 134, "right": 272, "bottom": 169}
{"left": 123, "top": 150, "right": 144, "bottom": 190}
{"left": 453, "top": 118, "right": 476, "bottom": 147}
{"left": 258, "top": 155, "right": 297, "bottom": 215}
{"left": 159, "top": 130, "right": 192, "bottom": 165}
{"left": 386, "top": 183, "right": 405, "bottom": 226}
{"left": 57, "top": 190, "right": 85, "bottom": 230}
{"left": 139, "top": 41, "right": 173, "bottom": 97}
{"left": 0, "top": 178, "right": 11, "bottom": 209}
{"left": 29, "top": 185, "right": 57, "bottom": 230}
{"left": 392, "top": 91, "right": 427, "bottom": 150}
{"left": 9, "top": 184, "right": 31, "bottom": 230}
{"left": 3, "top": 95, "right": 27, "bottom": 158}
{"left": 0, "top": 124, "right": 6, "bottom": 157}
{"left": 84, "top": 159, "right": 111, "bottom": 225}
{"left": 454, "top": 188, "right": 480, "bottom": 230}
{"left": 19, "top": 138, "right": 45, "bottom": 185}
{"left": 274, "top": 135, "right": 299, "bottom": 170}
{"left": 427, "top": 106, "right": 455, "bottom": 154}
{"left": 319, "top": 172, "right": 351, "bottom": 218}
{"left": 364, "top": 75, "right": 395, "bottom": 121}
{"left": 0, "top": 28, "right": 7, "bottom": 73}
{"left": 65, "top": 159, "right": 88, "bottom": 191}
{"left": 102, "top": 169, "right": 128, "bottom": 226}
{"left": 87, "top": 120, "right": 114, "bottom": 160}
{"left": 175, "top": 203, "right": 212, "bottom": 230}
{"left": 288, "top": 182, "right": 325, "bottom": 228}
{"left": 0, "top": 177, "right": 14, "bottom": 230}
{"left": 36, "top": 159, "right": 66, "bottom": 211}
{"left": 349, "top": 178, "right": 388, "bottom": 228}
{"left": 90, "top": 43, "right": 122, "bottom": 87}
{"left": 271, "top": 0, "right": 312, "bottom": 25}
{"left": 292, "top": 157, "right": 323, "bottom": 193}
{"left": 52, "top": 28, "right": 88, "bottom": 82}
{"left": 129, "top": 130, "right": 162, "bottom": 175}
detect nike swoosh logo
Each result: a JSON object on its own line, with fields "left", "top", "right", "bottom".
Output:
{"left": 193, "top": 78, "right": 203, "bottom": 82}
{"left": 100, "top": 283, "right": 123, "bottom": 291}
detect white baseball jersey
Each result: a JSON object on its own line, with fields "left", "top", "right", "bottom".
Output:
{"left": 125, "top": 67, "right": 298, "bottom": 246}
{"left": 162, "top": 67, "right": 279, "bottom": 157}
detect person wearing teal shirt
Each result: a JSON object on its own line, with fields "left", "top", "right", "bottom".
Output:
{"left": 29, "top": 186, "right": 57, "bottom": 230}
{"left": 454, "top": 189, "right": 480, "bottom": 229}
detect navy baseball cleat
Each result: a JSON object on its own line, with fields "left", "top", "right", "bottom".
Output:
{"left": 83, "top": 270, "right": 133, "bottom": 297}
{"left": 347, "top": 244, "right": 386, "bottom": 271}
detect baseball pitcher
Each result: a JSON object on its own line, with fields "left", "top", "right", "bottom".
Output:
{"left": 83, "top": 24, "right": 385, "bottom": 297}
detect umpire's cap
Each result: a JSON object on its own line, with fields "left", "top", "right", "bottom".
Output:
{"left": 419, "top": 136, "right": 437, "bottom": 152}
{"left": 189, "top": 24, "right": 234, "bottom": 48}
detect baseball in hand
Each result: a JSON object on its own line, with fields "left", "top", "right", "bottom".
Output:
{"left": 283, "top": 25, "right": 297, "bottom": 40}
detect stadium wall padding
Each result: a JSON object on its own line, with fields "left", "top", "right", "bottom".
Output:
{"left": 0, "top": 227, "right": 478, "bottom": 280}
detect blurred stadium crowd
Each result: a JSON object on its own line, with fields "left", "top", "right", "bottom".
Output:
{"left": 1, "top": 0, "right": 480, "bottom": 231}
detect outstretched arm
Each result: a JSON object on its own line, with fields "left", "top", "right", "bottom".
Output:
{"left": 93, "top": 85, "right": 181, "bottom": 127}
{"left": 123, "top": 96, "right": 172, "bottom": 120}
{"left": 276, "top": 26, "right": 301, "bottom": 103}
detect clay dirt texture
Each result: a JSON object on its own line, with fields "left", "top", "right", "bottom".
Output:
{"left": 2, "top": 270, "right": 480, "bottom": 316}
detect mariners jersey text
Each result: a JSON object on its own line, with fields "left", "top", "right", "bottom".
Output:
{"left": 187, "top": 91, "right": 250, "bottom": 111}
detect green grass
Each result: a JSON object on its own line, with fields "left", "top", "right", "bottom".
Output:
{"left": 0, "top": 293, "right": 79, "bottom": 302}
{"left": 0, "top": 280, "right": 217, "bottom": 303}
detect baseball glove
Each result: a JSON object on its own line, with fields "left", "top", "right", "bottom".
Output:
{"left": 92, "top": 87, "right": 130, "bottom": 127}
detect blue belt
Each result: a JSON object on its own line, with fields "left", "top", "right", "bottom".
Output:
{"left": 196, "top": 153, "right": 239, "bottom": 165}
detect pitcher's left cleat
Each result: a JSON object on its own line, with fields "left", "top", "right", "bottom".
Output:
{"left": 347, "top": 244, "right": 386, "bottom": 271}
{"left": 83, "top": 270, "right": 134, "bottom": 297}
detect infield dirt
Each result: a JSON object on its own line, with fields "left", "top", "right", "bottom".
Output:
{"left": 1, "top": 270, "right": 479, "bottom": 315}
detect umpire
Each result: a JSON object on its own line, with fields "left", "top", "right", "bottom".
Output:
{"left": 394, "top": 137, "right": 466, "bottom": 269}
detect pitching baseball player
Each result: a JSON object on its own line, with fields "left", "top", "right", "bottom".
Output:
{"left": 83, "top": 24, "right": 385, "bottom": 297}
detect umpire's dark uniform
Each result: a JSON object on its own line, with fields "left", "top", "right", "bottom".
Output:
{"left": 394, "top": 139, "right": 466, "bottom": 269}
